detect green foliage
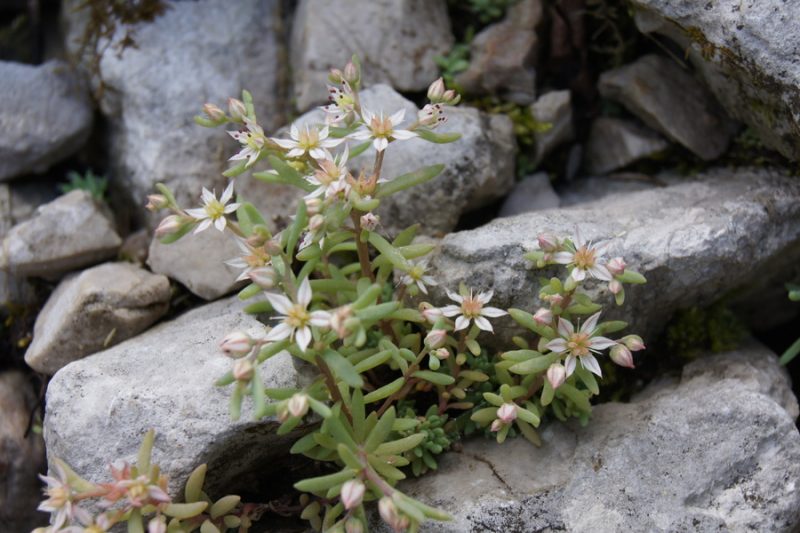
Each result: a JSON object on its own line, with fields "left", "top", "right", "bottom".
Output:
{"left": 434, "top": 36, "right": 472, "bottom": 86}
{"left": 43, "top": 59, "right": 648, "bottom": 533}
{"left": 451, "top": 0, "right": 519, "bottom": 24}
{"left": 780, "top": 284, "right": 800, "bottom": 365}
{"left": 60, "top": 169, "right": 108, "bottom": 202}
{"left": 665, "top": 303, "right": 746, "bottom": 359}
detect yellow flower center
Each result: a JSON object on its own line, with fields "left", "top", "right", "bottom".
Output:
{"left": 408, "top": 265, "right": 424, "bottom": 281}
{"left": 461, "top": 296, "right": 483, "bottom": 319}
{"left": 573, "top": 246, "right": 596, "bottom": 270}
{"left": 47, "top": 486, "right": 70, "bottom": 507}
{"left": 127, "top": 479, "right": 148, "bottom": 505}
{"left": 298, "top": 128, "right": 321, "bottom": 150}
{"left": 286, "top": 304, "right": 310, "bottom": 328}
{"left": 370, "top": 115, "right": 393, "bottom": 138}
{"left": 245, "top": 248, "right": 270, "bottom": 268}
{"left": 205, "top": 199, "right": 225, "bottom": 220}
{"left": 567, "top": 332, "right": 591, "bottom": 357}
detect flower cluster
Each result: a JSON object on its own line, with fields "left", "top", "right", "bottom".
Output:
{"left": 43, "top": 58, "right": 647, "bottom": 533}
{"left": 34, "top": 431, "right": 256, "bottom": 533}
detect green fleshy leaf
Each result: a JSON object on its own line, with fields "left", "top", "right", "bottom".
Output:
{"left": 164, "top": 501, "right": 208, "bottom": 519}
{"left": 616, "top": 270, "right": 647, "bottom": 284}
{"left": 375, "top": 164, "right": 444, "bottom": 198}
{"left": 323, "top": 350, "right": 364, "bottom": 388}
{"left": 363, "top": 377, "right": 404, "bottom": 404}
{"left": 779, "top": 336, "right": 800, "bottom": 365}
{"left": 412, "top": 370, "right": 455, "bottom": 386}
{"left": 184, "top": 464, "right": 207, "bottom": 503}
{"left": 414, "top": 129, "right": 462, "bottom": 144}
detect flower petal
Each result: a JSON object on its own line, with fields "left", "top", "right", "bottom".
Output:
{"left": 194, "top": 218, "right": 212, "bottom": 234}
{"left": 391, "top": 129, "right": 417, "bottom": 140}
{"left": 581, "top": 354, "right": 603, "bottom": 377}
{"left": 454, "top": 315, "right": 470, "bottom": 331}
{"left": 589, "top": 336, "right": 618, "bottom": 350}
{"left": 265, "top": 322, "right": 292, "bottom": 341}
{"left": 264, "top": 292, "right": 294, "bottom": 315}
{"left": 481, "top": 306, "right": 508, "bottom": 318}
{"left": 552, "top": 252, "right": 574, "bottom": 264}
{"left": 557, "top": 317, "right": 575, "bottom": 337}
{"left": 474, "top": 316, "right": 494, "bottom": 332}
{"left": 297, "top": 278, "right": 312, "bottom": 307}
{"left": 296, "top": 327, "right": 312, "bottom": 352}
{"left": 310, "top": 310, "right": 331, "bottom": 327}
{"left": 445, "top": 290, "right": 464, "bottom": 304}
{"left": 564, "top": 355, "right": 577, "bottom": 377}
{"left": 374, "top": 137, "right": 389, "bottom": 152}
{"left": 590, "top": 264, "right": 613, "bottom": 281}
{"left": 439, "top": 305, "right": 462, "bottom": 317}
{"left": 389, "top": 108, "right": 406, "bottom": 125}
{"left": 220, "top": 180, "right": 235, "bottom": 204}
{"left": 581, "top": 311, "right": 602, "bottom": 334}
{"left": 546, "top": 338, "right": 567, "bottom": 353}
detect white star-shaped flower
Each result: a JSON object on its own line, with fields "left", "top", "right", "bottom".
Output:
{"left": 350, "top": 108, "right": 417, "bottom": 152}
{"left": 545, "top": 312, "right": 617, "bottom": 377}
{"left": 271, "top": 124, "right": 343, "bottom": 160}
{"left": 264, "top": 278, "right": 331, "bottom": 352}
{"left": 185, "top": 181, "right": 240, "bottom": 233}
{"left": 440, "top": 288, "right": 507, "bottom": 332}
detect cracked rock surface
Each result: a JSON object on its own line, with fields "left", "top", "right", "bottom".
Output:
{"left": 428, "top": 168, "right": 800, "bottom": 341}
{"left": 631, "top": 0, "right": 800, "bottom": 161}
{"left": 24, "top": 262, "right": 170, "bottom": 375}
{"left": 391, "top": 342, "right": 800, "bottom": 532}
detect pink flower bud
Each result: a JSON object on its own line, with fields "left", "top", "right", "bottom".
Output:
{"left": 621, "top": 335, "right": 646, "bottom": 351}
{"left": 433, "top": 348, "right": 450, "bottom": 360}
{"left": 490, "top": 419, "right": 504, "bottom": 432}
{"left": 264, "top": 238, "right": 283, "bottom": 256}
{"left": 219, "top": 331, "right": 253, "bottom": 358}
{"left": 420, "top": 304, "right": 443, "bottom": 324}
{"left": 537, "top": 233, "right": 559, "bottom": 252}
{"left": 497, "top": 403, "right": 518, "bottom": 424}
{"left": 608, "top": 279, "right": 623, "bottom": 295}
{"left": 330, "top": 306, "right": 353, "bottom": 338}
{"left": 305, "top": 197, "right": 322, "bottom": 216}
{"left": 340, "top": 479, "right": 365, "bottom": 510}
{"left": 287, "top": 394, "right": 309, "bottom": 418}
{"left": 427, "top": 77, "right": 445, "bottom": 101}
{"left": 425, "top": 329, "right": 447, "bottom": 349}
{"left": 533, "top": 308, "right": 553, "bottom": 325}
{"left": 227, "top": 98, "right": 246, "bottom": 121}
{"left": 344, "top": 61, "right": 360, "bottom": 84}
{"left": 610, "top": 343, "right": 635, "bottom": 368}
{"left": 155, "top": 215, "right": 183, "bottom": 238}
{"left": 148, "top": 517, "right": 167, "bottom": 533}
{"left": 145, "top": 194, "right": 168, "bottom": 212}
{"left": 546, "top": 293, "right": 564, "bottom": 307}
{"left": 203, "top": 103, "right": 225, "bottom": 122}
{"left": 442, "top": 89, "right": 460, "bottom": 105}
{"left": 248, "top": 266, "right": 278, "bottom": 289}
{"left": 328, "top": 68, "right": 344, "bottom": 84}
{"left": 378, "top": 497, "right": 407, "bottom": 531}
{"left": 360, "top": 213, "right": 379, "bottom": 231}
{"left": 232, "top": 359, "right": 254, "bottom": 382}
{"left": 308, "top": 214, "right": 325, "bottom": 232}
{"left": 607, "top": 257, "right": 626, "bottom": 276}
{"left": 546, "top": 363, "right": 567, "bottom": 390}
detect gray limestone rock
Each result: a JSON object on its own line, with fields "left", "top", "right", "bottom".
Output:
{"left": 0, "top": 60, "right": 92, "bottom": 181}
{"left": 148, "top": 228, "right": 243, "bottom": 301}
{"left": 498, "top": 172, "right": 560, "bottom": 218}
{"left": 455, "top": 0, "right": 544, "bottom": 105}
{"left": 630, "top": 0, "right": 800, "bottom": 161}
{"left": 43, "top": 297, "right": 306, "bottom": 499}
{"left": 289, "top": 0, "right": 453, "bottom": 111}
{"left": 428, "top": 169, "right": 800, "bottom": 341}
{"left": 0, "top": 190, "right": 121, "bottom": 278}
{"left": 0, "top": 371, "right": 47, "bottom": 532}
{"left": 584, "top": 117, "right": 669, "bottom": 174}
{"left": 24, "top": 262, "right": 171, "bottom": 375}
{"left": 530, "top": 90, "right": 574, "bottom": 167}
{"left": 394, "top": 342, "right": 800, "bottom": 532}
{"left": 598, "top": 54, "right": 737, "bottom": 161}
{"left": 63, "top": 0, "right": 286, "bottom": 212}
